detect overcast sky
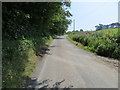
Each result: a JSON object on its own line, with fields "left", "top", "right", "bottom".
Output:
{"left": 68, "top": 0, "right": 119, "bottom": 31}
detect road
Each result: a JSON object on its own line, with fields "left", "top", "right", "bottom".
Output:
{"left": 29, "top": 36, "right": 118, "bottom": 88}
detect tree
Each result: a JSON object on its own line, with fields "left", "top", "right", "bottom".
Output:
{"left": 2, "top": 2, "right": 72, "bottom": 40}
{"left": 80, "top": 29, "right": 83, "bottom": 31}
{"left": 95, "top": 24, "right": 103, "bottom": 31}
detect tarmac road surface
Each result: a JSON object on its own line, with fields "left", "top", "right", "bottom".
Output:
{"left": 30, "top": 36, "right": 118, "bottom": 88}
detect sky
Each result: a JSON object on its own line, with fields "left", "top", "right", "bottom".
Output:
{"left": 67, "top": 0, "right": 119, "bottom": 31}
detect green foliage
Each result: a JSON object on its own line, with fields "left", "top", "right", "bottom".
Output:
{"left": 68, "top": 28, "right": 120, "bottom": 60}
{"left": 2, "top": 2, "right": 72, "bottom": 88}
{"left": 2, "top": 37, "right": 53, "bottom": 88}
{"left": 112, "top": 46, "right": 120, "bottom": 59}
{"left": 2, "top": 40, "right": 36, "bottom": 88}
{"left": 2, "top": 2, "right": 72, "bottom": 40}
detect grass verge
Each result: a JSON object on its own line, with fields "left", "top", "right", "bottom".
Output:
{"left": 2, "top": 37, "right": 53, "bottom": 88}
{"left": 66, "top": 36, "right": 95, "bottom": 54}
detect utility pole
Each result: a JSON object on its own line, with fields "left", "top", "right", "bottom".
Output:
{"left": 73, "top": 19, "right": 75, "bottom": 31}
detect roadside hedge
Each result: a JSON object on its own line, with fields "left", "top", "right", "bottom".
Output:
{"left": 68, "top": 30, "right": 120, "bottom": 60}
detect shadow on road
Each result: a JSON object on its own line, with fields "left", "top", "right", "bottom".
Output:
{"left": 50, "top": 45, "right": 58, "bottom": 48}
{"left": 53, "top": 37, "right": 65, "bottom": 39}
{"left": 27, "top": 77, "right": 73, "bottom": 89}
{"left": 36, "top": 46, "right": 52, "bottom": 57}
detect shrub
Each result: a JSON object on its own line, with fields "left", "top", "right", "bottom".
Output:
{"left": 2, "top": 40, "right": 37, "bottom": 88}
{"left": 68, "top": 28, "right": 120, "bottom": 60}
{"left": 112, "top": 46, "right": 120, "bottom": 60}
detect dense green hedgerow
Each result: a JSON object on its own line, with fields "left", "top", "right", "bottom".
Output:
{"left": 2, "top": 36, "right": 53, "bottom": 88}
{"left": 68, "top": 28, "right": 120, "bottom": 60}
{"left": 2, "top": 39, "right": 35, "bottom": 88}
{"left": 2, "top": 2, "right": 72, "bottom": 88}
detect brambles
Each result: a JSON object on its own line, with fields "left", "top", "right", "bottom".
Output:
{"left": 68, "top": 28, "right": 120, "bottom": 60}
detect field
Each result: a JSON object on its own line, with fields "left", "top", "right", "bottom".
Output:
{"left": 68, "top": 28, "right": 120, "bottom": 60}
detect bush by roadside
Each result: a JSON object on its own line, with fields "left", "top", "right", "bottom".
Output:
{"left": 68, "top": 29, "right": 120, "bottom": 60}
{"left": 2, "top": 36, "right": 53, "bottom": 88}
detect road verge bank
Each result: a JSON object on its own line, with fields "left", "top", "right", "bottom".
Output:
{"left": 2, "top": 36, "right": 54, "bottom": 88}
{"left": 66, "top": 36, "right": 119, "bottom": 68}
